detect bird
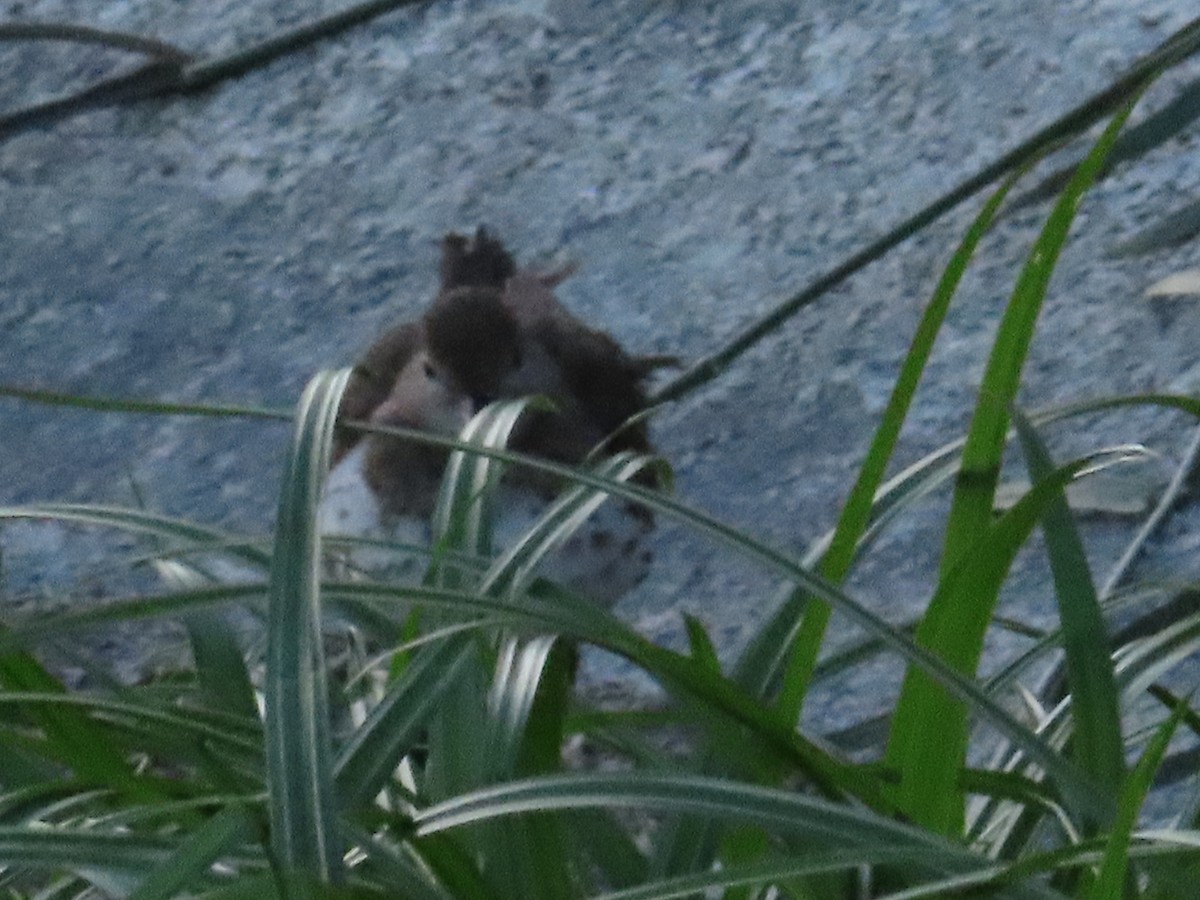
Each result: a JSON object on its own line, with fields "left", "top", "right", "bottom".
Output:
{"left": 318, "top": 228, "right": 668, "bottom": 606}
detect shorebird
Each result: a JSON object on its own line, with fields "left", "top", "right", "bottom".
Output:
{"left": 319, "top": 229, "right": 666, "bottom": 606}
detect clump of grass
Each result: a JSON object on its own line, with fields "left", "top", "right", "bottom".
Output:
{"left": 3, "top": 69, "right": 1200, "bottom": 900}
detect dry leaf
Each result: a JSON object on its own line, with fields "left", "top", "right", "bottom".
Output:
{"left": 1146, "top": 270, "right": 1200, "bottom": 297}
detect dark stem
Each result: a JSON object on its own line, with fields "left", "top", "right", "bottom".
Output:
{"left": 652, "top": 15, "right": 1200, "bottom": 404}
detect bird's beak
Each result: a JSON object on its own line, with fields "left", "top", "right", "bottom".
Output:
{"left": 454, "top": 395, "right": 477, "bottom": 427}
{"left": 421, "top": 396, "right": 474, "bottom": 434}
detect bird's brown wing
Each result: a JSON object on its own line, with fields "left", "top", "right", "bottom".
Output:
{"left": 334, "top": 320, "right": 422, "bottom": 461}
{"left": 503, "top": 270, "right": 653, "bottom": 455}
{"left": 534, "top": 319, "right": 654, "bottom": 454}
{"left": 501, "top": 269, "right": 573, "bottom": 330}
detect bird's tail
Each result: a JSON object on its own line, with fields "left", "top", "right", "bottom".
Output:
{"left": 440, "top": 226, "right": 517, "bottom": 291}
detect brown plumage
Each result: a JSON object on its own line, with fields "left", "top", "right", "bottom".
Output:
{"left": 334, "top": 286, "right": 521, "bottom": 464}
{"left": 335, "top": 229, "right": 517, "bottom": 462}
{"left": 335, "top": 227, "right": 663, "bottom": 516}
{"left": 357, "top": 289, "right": 523, "bottom": 515}
{"left": 321, "top": 228, "right": 667, "bottom": 605}
{"left": 501, "top": 268, "right": 655, "bottom": 460}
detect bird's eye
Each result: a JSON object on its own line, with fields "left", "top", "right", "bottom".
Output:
{"left": 423, "top": 361, "right": 437, "bottom": 380}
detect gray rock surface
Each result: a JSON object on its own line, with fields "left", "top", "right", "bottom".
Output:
{"left": 2, "top": 0, "right": 1199, "bottom": 742}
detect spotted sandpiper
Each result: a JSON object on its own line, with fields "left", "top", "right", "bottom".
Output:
{"left": 319, "top": 229, "right": 667, "bottom": 606}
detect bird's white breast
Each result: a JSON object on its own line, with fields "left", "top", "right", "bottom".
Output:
{"left": 317, "top": 443, "right": 653, "bottom": 608}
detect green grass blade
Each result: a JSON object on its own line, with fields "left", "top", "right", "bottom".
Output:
{"left": 472, "top": 449, "right": 648, "bottom": 898}
{"left": 948, "top": 95, "right": 1139, "bottom": 564}
{"left": 889, "top": 94, "right": 1142, "bottom": 836}
{"left": 415, "top": 772, "right": 935, "bottom": 844}
{"left": 184, "top": 610, "right": 259, "bottom": 721}
{"left": 1087, "top": 700, "right": 1188, "bottom": 900}
{"left": 491, "top": 640, "right": 579, "bottom": 900}
{"left": 0, "top": 827, "right": 178, "bottom": 888}
{"left": 683, "top": 614, "right": 721, "bottom": 674}
{"left": 0, "top": 734, "right": 70, "bottom": 788}
{"left": 1013, "top": 411, "right": 1125, "bottom": 818}
{"left": 1016, "top": 75, "right": 1200, "bottom": 209}
{"left": 565, "top": 809, "right": 649, "bottom": 892}
{"left": 338, "top": 823, "right": 454, "bottom": 900}
{"left": 415, "top": 773, "right": 1057, "bottom": 899}
{"left": 12, "top": 459, "right": 1085, "bottom": 821}
{"left": 330, "top": 578, "right": 874, "bottom": 802}
{"left": 486, "top": 801, "right": 575, "bottom": 900}
{"left": 484, "top": 634, "right": 558, "bottom": 781}
{"left": 335, "top": 482, "right": 1091, "bottom": 818}
{"left": 1111, "top": 612, "right": 1200, "bottom": 703}
{"left": 188, "top": 873, "right": 282, "bottom": 898}
{"left": 591, "top": 848, "right": 1055, "bottom": 900}
{"left": 401, "top": 830, "right": 495, "bottom": 900}
{"left": 422, "top": 401, "right": 528, "bottom": 811}
{"left": 0, "top": 692, "right": 261, "bottom": 758}
{"left": 0, "top": 382, "right": 290, "bottom": 422}
{"left": 861, "top": 834, "right": 1200, "bottom": 900}
{"left": 129, "top": 807, "right": 252, "bottom": 900}
{"left": 154, "top": 561, "right": 260, "bottom": 722}
{"left": 422, "top": 648, "right": 491, "bottom": 806}
{"left": 431, "top": 400, "right": 530, "bottom": 569}
{"left": 0, "top": 503, "right": 273, "bottom": 570}
{"left": 264, "top": 369, "right": 349, "bottom": 886}
{"left": 775, "top": 167, "right": 1024, "bottom": 724}
{"left": 887, "top": 450, "right": 1139, "bottom": 832}
{"left": 479, "top": 451, "right": 658, "bottom": 602}
{"left": 335, "top": 635, "right": 473, "bottom": 808}
{"left": 0, "top": 645, "right": 157, "bottom": 804}
{"left": 10, "top": 436, "right": 1096, "bottom": 818}
{"left": 978, "top": 610, "right": 1200, "bottom": 862}
{"left": 802, "top": 389, "right": 1200, "bottom": 603}
{"left": 983, "top": 584, "right": 1165, "bottom": 698}
{"left": 2, "top": 583, "right": 269, "bottom": 651}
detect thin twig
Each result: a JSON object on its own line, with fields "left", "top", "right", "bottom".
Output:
{"left": 652, "top": 15, "right": 1200, "bottom": 404}
{"left": 1101, "top": 422, "right": 1200, "bottom": 599}
{"left": 0, "top": 382, "right": 291, "bottom": 423}
{"left": 1032, "top": 421, "right": 1200, "bottom": 704}
{"left": 176, "top": 0, "right": 427, "bottom": 92}
{"left": 0, "top": 59, "right": 189, "bottom": 135}
{"left": 0, "top": 22, "right": 193, "bottom": 61}
{"left": 2, "top": 7, "right": 1199, "bottom": 408}
{"left": 0, "top": 0, "right": 426, "bottom": 138}
{"left": 1010, "top": 74, "right": 1200, "bottom": 209}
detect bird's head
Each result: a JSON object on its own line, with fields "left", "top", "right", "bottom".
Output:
{"left": 370, "top": 287, "right": 524, "bottom": 434}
